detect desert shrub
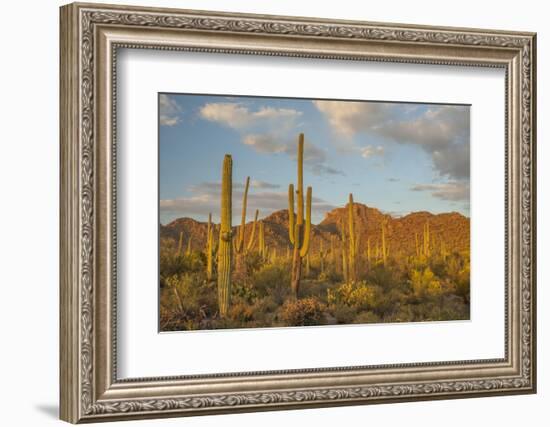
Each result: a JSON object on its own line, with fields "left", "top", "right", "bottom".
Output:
{"left": 231, "top": 281, "right": 258, "bottom": 304}
{"left": 369, "top": 286, "right": 407, "bottom": 319}
{"left": 365, "top": 263, "right": 401, "bottom": 291}
{"left": 318, "top": 265, "right": 341, "bottom": 284}
{"left": 410, "top": 267, "right": 442, "bottom": 298}
{"left": 278, "top": 297, "right": 327, "bottom": 326}
{"left": 160, "top": 272, "right": 217, "bottom": 330}
{"left": 228, "top": 302, "right": 255, "bottom": 323}
{"left": 331, "top": 304, "right": 357, "bottom": 324}
{"left": 248, "top": 297, "right": 279, "bottom": 326}
{"left": 252, "top": 264, "right": 291, "bottom": 304}
{"left": 446, "top": 255, "right": 470, "bottom": 304}
{"left": 438, "top": 295, "right": 470, "bottom": 320}
{"left": 327, "top": 281, "right": 375, "bottom": 310}
{"left": 301, "top": 279, "right": 331, "bottom": 302}
{"left": 382, "top": 302, "right": 415, "bottom": 323}
{"left": 160, "top": 250, "right": 206, "bottom": 279}
{"left": 353, "top": 311, "right": 380, "bottom": 324}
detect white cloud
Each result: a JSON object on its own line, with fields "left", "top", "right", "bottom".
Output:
{"left": 159, "top": 94, "right": 182, "bottom": 126}
{"left": 199, "top": 102, "right": 343, "bottom": 176}
{"left": 312, "top": 100, "right": 392, "bottom": 137}
{"left": 250, "top": 180, "right": 280, "bottom": 189}
{"left": 410, "top": 181, "right": 470, "bottom": 202}
{"left": 243, "top": 133, "right": 345, "bottom": 176}
{"left": 360, "top": 145, "right": 384, "bottom": 159}
{"left": 160, "top": 180, "right": 334, "bottom": 223}
{"left": 313, "top": 101, "right": 470, "bottom": 180}
{"left": 243, "top": 134, "right": 286, "bottom": 153}
{"left": 200, "top": 103, "right": 302, "bottom": 130}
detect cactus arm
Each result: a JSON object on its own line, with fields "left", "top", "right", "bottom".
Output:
{"left": 299, "top": 186, "right": 312, "bottom": 257}
{"left": 347, "top": 193, "right": 357, "bottom": 282}
{"left": 206, "top": 213, "right": 212, "bottom": 249}
{"left": 246, "top": 209, "right": 259, "bottom": 251}
{"left": 296, "top": 134, "right": 304, "bottom": 225}
{"left": 288, "top": 184, "right": 295, "bottom": 245}
{"left": 236, "top": 176, "right": 250, "bottom": 252}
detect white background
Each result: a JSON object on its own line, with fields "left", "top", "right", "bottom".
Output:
{"left": 0, "top": 0, "right": 545, "bottom": 426}
{"left": 118, "top": 50, "right": 504, "bottom": 377}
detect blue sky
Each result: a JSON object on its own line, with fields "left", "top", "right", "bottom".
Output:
{"left": 159, "top": 93, "right": 470, "bottom": 225}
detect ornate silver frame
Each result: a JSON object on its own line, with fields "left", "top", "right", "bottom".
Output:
{"left": 60, "top": 2, "right": 537, "bottom": 423}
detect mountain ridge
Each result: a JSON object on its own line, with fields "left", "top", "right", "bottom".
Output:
{"left": 161, "top": 203, "right": 469, "bottom": 257}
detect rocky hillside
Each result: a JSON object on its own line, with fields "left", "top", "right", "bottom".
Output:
{"left": 160, "top": 203, "right": 469, "bottom": 257}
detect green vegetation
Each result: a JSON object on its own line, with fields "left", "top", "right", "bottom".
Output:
{"left": 159, "top": 134, "right": 470, "bottom": 331}
{"left": 160, "top": 235, "right": 470, "bottom": 331}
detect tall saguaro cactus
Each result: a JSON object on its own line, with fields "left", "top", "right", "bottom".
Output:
{"left": 339, "top": 219, "right": 349, "bottom": 284}
{"left": 217, "top": 155, "right": 233, "bottom": 317}
{"left": 381, "top": 220, "right": 388, "bottom": 266}
{"left": 330, "top": 235, "right": 336, "bottom": 265}
{"left": 347, "top": 193, "right": 357, "bottom": 283}
{"left": 186, "top": 237, "right": 192, "bottom": 256}
{"left": 177, "top": 231, "right": 184, "bottom": 256}
{"left": 319, "top": 240, "right": 326, "bottom": 274}
{"left": 205, "top": 213, "right": 214, "bottom": 281}
{"left": 288, "top": 133, "right": 312, "bottom": 298}
{"left": 258, "top": 221, "right": 266, "bottom": 260}
{"left": 423, "top": 220, "right": 431, "bottom": 257}
{"left": 233, "top": 176, "right": 259, "bottom": 278}
{"left": 367, "top": 237, "right": 372, "bottom": 263}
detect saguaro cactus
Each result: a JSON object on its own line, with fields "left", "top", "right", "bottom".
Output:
{"left": 347, "top": 193, "right": 357, "bottom": 283}
{"left": 440, "top": 237, "right": 448, "bottom": 260}
{"left": 177, "top": 231, "right": 184, "bottom": 256}
{"left": 339, "top": 219, "right": 349, "bottom": 283}
{"left": 330, "top": 235, "right": 336, "bottom": 265}
{"left": 258, "top": 221, "right": 267, "bottom": 260}
{"left": 381, "top": 220, "right": 388, "bottom": 266}
{"left": 186, "top": 236, "right": 192, "bottom": 256}
{"left": 423, "top": 220, "right": 431, "bottom": 257}
{"left": 319, "top": 240, "right": 326, "bottom": 274}
{"left": 217, "top": 155, "right": 233, "bottom": 317}
{"left": 233, "top": 176, "right": 259, "bottom": 278}
{"left": 205, "top": 213, "right": 214, "bottom": 281}
{"left": 367, "top": 237, "right": 372, "bottom": 263}
{"left": 288, "top": 133, "right": 312, "bottom": 298}
{"left": 234, "top": 177, "right": 254, "bottom": 254}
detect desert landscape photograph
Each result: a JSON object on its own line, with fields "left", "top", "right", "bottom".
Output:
{"left": 158, "top": 94, "right": 470, "bottom": 332}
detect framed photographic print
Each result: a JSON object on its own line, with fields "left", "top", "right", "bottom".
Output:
{"left": 60, "top": 2, "right": 537, "bottom": 423}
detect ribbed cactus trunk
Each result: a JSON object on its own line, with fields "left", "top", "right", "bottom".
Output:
{"left": 367, "top": 237, "right": 371, "bottom": 263}
{"left": 423, "top": 221, "right": 431, "bottom": 257}
{"left": 288, "top": 133, "right": 312, "bottom": 298}
{"left": 342, "top": 244, "right": 349, "bottom": 284}
{"left": 339, "top": 219, "right": 349, "bottom": 284}
{"left": 217, "top": 155, "right": 232, "bottom": 317}
{"left": 177, "top": 231, "right": 184, "bottom": 256}
{"left": 206, "top": 213, "right": 214, "bottom": 281}
{"left": 381, "top": 220, "right": 387, "bottom": 266}
{"left": 234, "top": 177, "right": 250, "bottom": 279}
{"left": 233, "top": 176, "right": 259, "bottom": 281}
{"left": 319, "top": 240, "right": 325, "bottom": 274}
{"left": 186, "top": 237, "right": 192, "bottom": 256}
{"left": 415, "top": 232, "right": 419, "bottom": 257}
{"left": 347, "top": 194, "right": 357, "bottom": 283}
{"left": 258, "top": 221, "right": 266, "bottom": 260}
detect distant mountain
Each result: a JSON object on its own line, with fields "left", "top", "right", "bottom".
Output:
{"left": 160, "top": 203, "right": 469, "bottom": 256}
